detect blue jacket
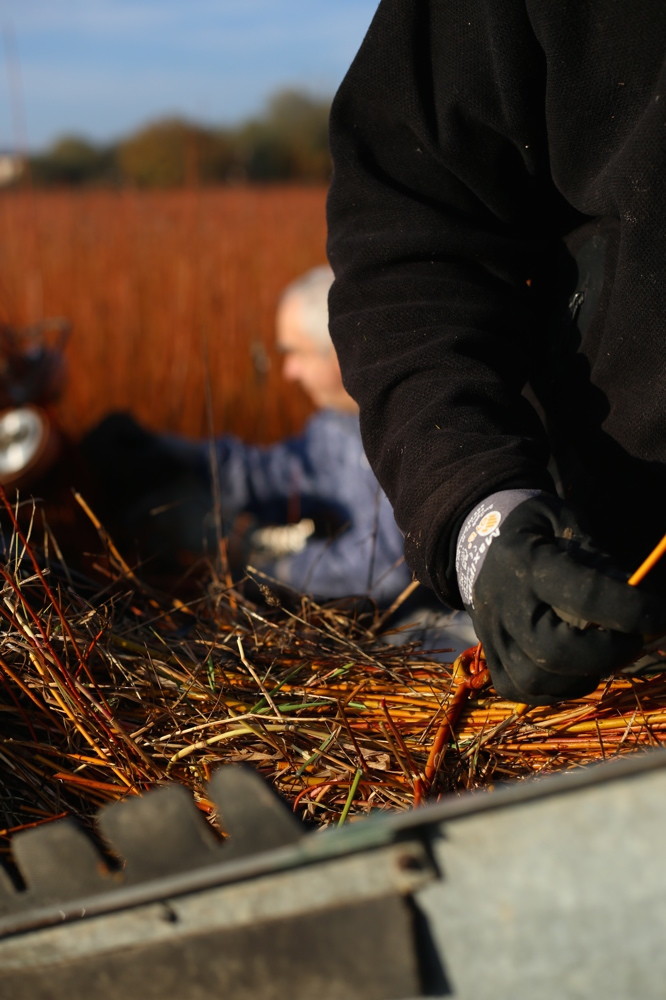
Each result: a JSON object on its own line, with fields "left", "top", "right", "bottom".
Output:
{"left": 84, "top": 409, "right": 471, "bottom": 649}
{"left": 208, "top": 409, "right": 412, "bottom": 605}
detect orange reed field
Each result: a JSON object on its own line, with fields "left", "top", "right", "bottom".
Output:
{"left": 0, "top": 186, "right": 328, "bottom": 444}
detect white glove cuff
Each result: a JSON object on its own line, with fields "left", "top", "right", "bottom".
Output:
{"left": 455, "top": 489, "right": 544, "bottom": 609}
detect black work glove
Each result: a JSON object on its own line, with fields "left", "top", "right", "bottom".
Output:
{"left": 458, "top": 493, "right": 666, "bottom": 705}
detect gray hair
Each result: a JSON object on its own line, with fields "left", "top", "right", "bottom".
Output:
{"left": 280, "top": 265, "right": 334, "bottom": 351}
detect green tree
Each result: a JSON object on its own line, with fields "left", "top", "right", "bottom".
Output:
{"left": 29, "top": 134, "right": 116, "bottom": 186}
{"left": 26, "top": 87, "right": 333, "bottom": 188}
{"left": 265, "top": 89, "right": 331, "bottom": 180}
{"left": 234, "top": 90, "right": 331, "bottom": 182}
{"left": 117, "top": 117, "right": 229, "bottom": 187}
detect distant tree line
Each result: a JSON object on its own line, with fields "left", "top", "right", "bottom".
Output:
{"left": 24, "top": 90, "right": 332, "bottom": 188}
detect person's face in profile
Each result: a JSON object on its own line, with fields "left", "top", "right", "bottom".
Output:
{"left": 276, "top": 294, "right": 357, "bottom": 413}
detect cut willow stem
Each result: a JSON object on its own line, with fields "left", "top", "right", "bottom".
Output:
{"left": 628, "top": 532, "right": 666, "bottom": 587}
{"left": 73, "top": 490, "right": 142, "bottom": 586}
{"left": 337, "top": 768, "right": 363, "bottom": 826}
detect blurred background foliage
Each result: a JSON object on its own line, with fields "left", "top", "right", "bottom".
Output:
{"left": 21, "top": 89, "right": 331, "bottom": 188}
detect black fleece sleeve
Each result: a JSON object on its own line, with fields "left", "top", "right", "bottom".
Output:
{"left": 326, "top": 0, "right": 578, "bottom": 605}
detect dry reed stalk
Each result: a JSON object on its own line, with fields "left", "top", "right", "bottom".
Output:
{"left": 0, "top": 186, "right": 327, "bottom": 443}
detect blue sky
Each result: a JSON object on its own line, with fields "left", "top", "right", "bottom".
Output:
{"left": 0, "top": 1, "right": 379, "bottom": 151}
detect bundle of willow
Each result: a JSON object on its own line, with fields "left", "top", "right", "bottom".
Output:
{"left": 0, "top": 496, "right": 665, "bottom": 855}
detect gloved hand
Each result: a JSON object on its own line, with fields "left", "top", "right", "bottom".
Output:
{"left": 226, "top": 514, "right": 316, "bottom": 576}
{"left": 457, "top": 492, "right": 666, "bottom": 705}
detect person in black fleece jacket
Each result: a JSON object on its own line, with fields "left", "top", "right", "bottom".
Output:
{"left": 326, "top": 0, "right": 666, "bottom": 704}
